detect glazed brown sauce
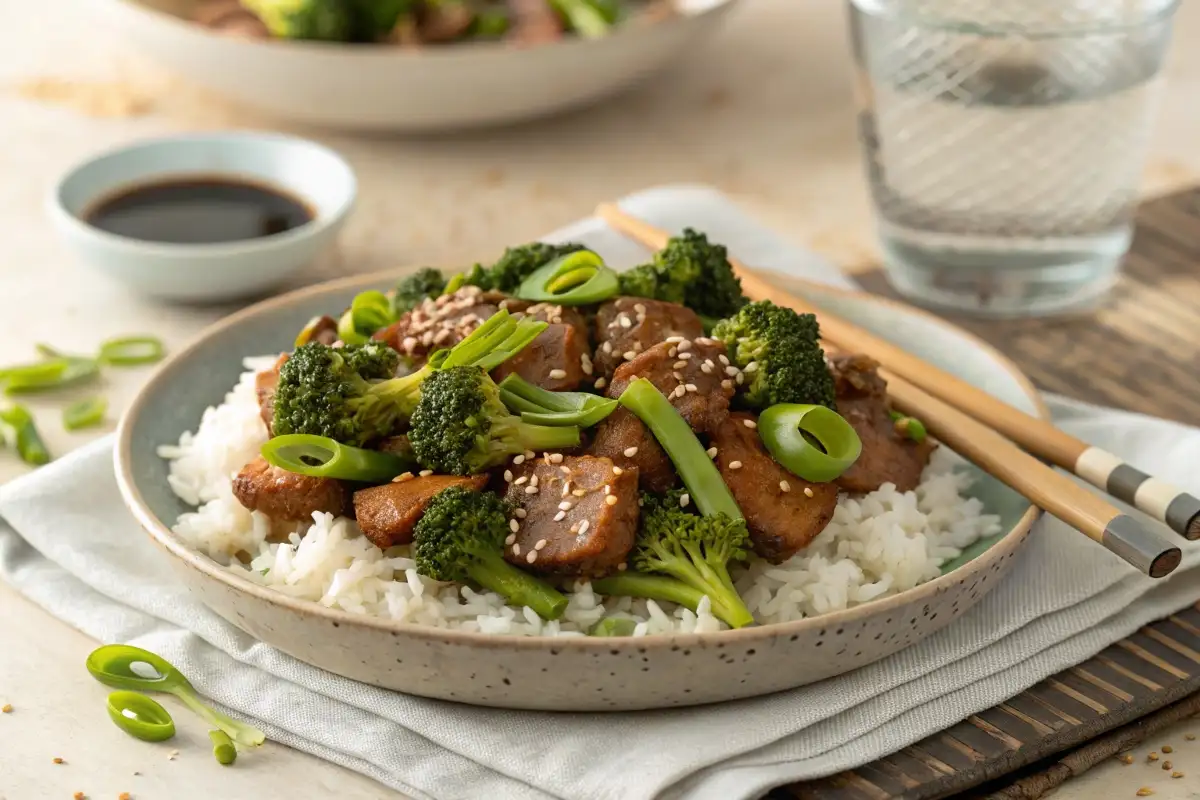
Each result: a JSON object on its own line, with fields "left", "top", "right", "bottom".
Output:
{"left": 85, "top": 177, "right": 313, "bottom": 244}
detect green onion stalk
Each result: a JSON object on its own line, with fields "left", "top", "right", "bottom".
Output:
{"left": 497, "top": 373, "right": 617, "bottom": 428}
{"left": 261, "top": 434, "right": 417, "bottom": 482}
{"left": 515, "top": 250, "right": 619, "bottom": 306}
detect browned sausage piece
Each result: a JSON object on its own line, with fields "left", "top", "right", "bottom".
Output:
{"left": 255, "top": 353, "right": 288, "bottom": 436}
{"left": 503, "top": 455, "right": 639, "bottom": 576}
{"left": 354, "top": 475, "right": 489, "bottom": 549}
{"left": 588, "top": 408, "right": 676, "bottom": 494}
{"left": 608, "top": 338, "right": 733, "bottom": 434}
{"left": 232, "top": 457, "right": 350, "bottom": 522}
{"left": 711, "top": 413, "right": 839, "bottom": 564}
{"left": 593, "top": 298, "right": 704, "bottom": 384}
{"left": 830, "top": 354, "right": 935, "bottom": 494}
{"left": 491, "top": 322, "right": 589, "bottom": 392}
{"left": 373, "top": 286, "right": 504, "bottom": 365}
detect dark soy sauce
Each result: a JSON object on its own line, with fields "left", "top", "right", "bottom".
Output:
{"left": 85, "top": 176, "right": 313, "bottom": 244}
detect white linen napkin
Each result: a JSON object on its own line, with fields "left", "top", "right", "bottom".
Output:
{"left": 3, "top": 185, "right": 1199, "bottom": 800}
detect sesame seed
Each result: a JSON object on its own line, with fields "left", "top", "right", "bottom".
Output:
{"left": 669, "top": 347, "right": 678, "bottom": 358}
{"left": 729, "top": 460, "right": 743, "bottom": 469}
{"left": 595, "top": 377, "right": 607, "bottom": 389}
{"left": 525, "top": 450, "right": 535, "bottom": 459}
{"left": 612, "top": 465, "right": 623, "bottom": 475}
{"left": 419, "top": 469, "right": 434, "bottom": 477}
{"left": 685, "top": 384, "right": 698, "bottom": 393}
{"left": 673, "top": 371, "right": 684, "bottom": 381}
{"left": 504, "top": 470, "right": 514, "bottom": 482}
{"left": 570, "top": 522, "right": 580, "bottom": 533}
{"left": 530, "top": 475, "right": 539, "bottom": 487}
{"left": 623, "top": 350, "right": 637, "bottom": 361}
{"left": 618, "top": 562, "right": 628, "bottom": 571}
{"left": 623, "top": 446, "right": 639, "bottom": 458}
{"left": 512, "top": 543, "right": 521, "bottom": 555}
{"left": 744, "top": 361, "right": 758, "bottom": 373}
{"left": 1173, "top": 772, "right": 1184, "bottom": 778}
{"left": 780, "top": 480, "right": 791, "bottom": 493}
{"left": 509, "top": 519, "right": 520, "bottom": 533}
{"left": 677, "top": 341, "right": 692, "bottom": 351}
{"left": 421, "top": 331, "right": 434, "bottom": 346}
{"left": 1163, "top": 746, "right": 1174, "bottom": 753}
{"left": 603, "top": 484, "right": 611, "bottom": 494}
{"left": 554, "top": 511, "right": 566, "bottom": 521}
{"left": 0, "top": 704, "right": 10, "bottom": 713}
{"left": 620, "top": 316, "right": 632, "bottom": 328}
{"left": 1137, "top": 789, "right": 1155, "bottom": 796}
{"left": 1119, "top": 754, "right": 1134, "bottom": 764}
{"left": 636, "top": 314, "right": 646, "bottom": 324}
{"left": 514, "top": 454, "right": 525, "bottom": 465}
{"left": 579, "top": 520, "right": 590, "bottom": 534}
{"left": 718, "top": 354, "right": 729, "bottom": 365}
{"left": 562, "top": 482, "right": 571, "bottom": 496}
{"left": 53, "top": 757, "right": 65, "bottom": 764}
{"left": 572, "top": 489, "right": 587, "bottom": 497}
{"left": 736, "top": 372, "right": 744, "bottom": 385}
{"left": 514, "top": 476, "right": 528, "bottom": 485}
{"left": 678, "top": 352, "right": 692, "bottom": 360}
{"left": 535, "top": 539, "right": 547, "bottom": 550}
{"left": 1187, "top": 734, "right": 1197, "bottom": 740}
{"left": 680, "top": 493, "right": 690, "bottom": 508}
{"left": 673, "top": 360, "right": 688, "bottom": 369}
{"left": 392, "top": 471, "right": 415, "bottom": 483}
{"left": 559, "top": 501, "right": 573, "bottom": 511}
{"left": 402, "top": 336, "right": 418, "bottom": 351}
{"left": 606, "top": 495, "right": 618, "bottom": 506}
{"left": 549, "top": 369, "right": 567, "bottom": 380}
{"left": 704, "top": 358, "right": 715, "bottom": 368}
{"left": 1163, "top": 761, "right": 1173, "bottom": 771}
{"left": 433, "top": 328, "right": 452, "bottom": 345}
{"left": 1149, "top": 752, "right": 1160, "bottom": 762}
{"left": 525, "top": 486, "right": 538, "bottom": 495}
{"left": 706, "top": 447, "right": 718, "bottom": 458}
{"left": 743, "top": 419, "right": 757, "bottom": 429}
{"left": 526, "top": 551, "right": 538, "bottom": 564}
{"left": 515, "top": 508, "right": 527, "bottom": 518}
{"left": 634, "top": 303, "right": 646, "bottom": 314}
{"left": 581, "top": 359, "right": 593, "bottom": 376}
{"left": 559, "top": 465, "right": 571, "bottom": 474}
{"left": 725, "top": 366, "right": 740, "bottom": 376}
{"left": 505, "top": 533, "right": 516, "bottom": 545}
{"left": 602, "top": 341, "right": 613, "bottom": 354}
{"left": 721, "top": 379, "right": 733, "bottom": 389}
{"left": 700, "top": 363, "right": 713, "bottom": 374}
{"left": 637, "top": 498, "right": 644, "bottom": 507}
{"left": 673, "top": 386, "right": 686, "bottom": 399}
{"left": 804, "top": 487, "right": 815, "bottom": 497}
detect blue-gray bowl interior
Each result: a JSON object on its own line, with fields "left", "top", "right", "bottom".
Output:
{"left": 127, "top": 276, "right": 1039, "bottom": 579}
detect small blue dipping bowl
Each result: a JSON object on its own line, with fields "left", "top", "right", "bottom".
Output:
{"left": 49, "top": 132, "right": 357, "bottom": 303}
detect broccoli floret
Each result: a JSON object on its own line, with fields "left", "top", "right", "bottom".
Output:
{"left": 712, "top": 300, "right": 836, "bottom": 410}
{"left": 392, "top": 268, "right": 447, "bottom": 316}
{"left": 408, "top": 366, "right": 581, "bottom": 475}
{"left": 243, "top": 0, "right": 356, "bottom": 41}
{"left": 413, "top": 486, "right": 567, "bottom": 620}
{"left": 347, "top": 0, "right": 412, "bottom": 40}
{"left": 617, "top": 228, "right": 748, "bottom": 321}
{"left": 594, "top": 491, "right": 754, "bottom": 629}
{"left": 480, "top": 242, "right": 587, "bottom": 294}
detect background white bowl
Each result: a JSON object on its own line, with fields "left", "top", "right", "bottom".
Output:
{"left": 98, "top": 0, "right": 739, "bottom": 132}
{"left": 50, "top": 132, "right": 356, "bottom": 303}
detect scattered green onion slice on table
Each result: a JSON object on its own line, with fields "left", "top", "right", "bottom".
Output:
{"left": 0, "top": 360, "right": 66, "bottom": 385}
{"left": 261, "top": 434, "right": 417, "bottom": 482}
{"left": 757, "top": 404, "right": 862, "bottom": 483}
{"left": 209, "top": 729, "right": 238, "bottom": 766}
{"left": 515, "top": 250, "right": 619, "bottom": 305}
{"left": 105, "top": 691, "right": 176, "bottom": 742}
{"left": 2, "top": 356, "right": 99, "bottom": 394}
{"left": 86, "top": 645, "right": 265, "bottom": 748}
{"left": 98, "top": 335, "right": 165, "bottom": 366}
{"left": 888, "top": 410, "right": 928, "bottom": 443}
{"left": 63, "top": 396, "right": 107, "bottom": 431}
{"left": 0, "top": 405, "right": 50, "bottom": 465}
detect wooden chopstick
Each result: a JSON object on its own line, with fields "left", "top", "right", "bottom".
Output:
{"left": 596, "top": 203, "right": 1200, "bottom": 543}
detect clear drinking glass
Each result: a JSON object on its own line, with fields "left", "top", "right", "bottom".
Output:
{"left": 848, "top": 0, "right": 1179, "bottom": 316}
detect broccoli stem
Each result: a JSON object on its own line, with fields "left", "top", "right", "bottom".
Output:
{"left": 635, "top": 543, "right": 755, "bottom": 629}
{"left": 617, "top": 378, "right": 743, "bottom": 521}
{"left": 592, "top": 573, "right": 706, "bottom": 613}
{"left": 465, "top": 551, "right": 567, "bottom": 620}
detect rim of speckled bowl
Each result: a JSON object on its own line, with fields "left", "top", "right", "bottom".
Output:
{"left": 115, "top": 267, "right": 1047, "bottom": 650}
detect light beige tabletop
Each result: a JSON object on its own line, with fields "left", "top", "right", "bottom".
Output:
{"left": 2, "top": 2, "right": 1200, "bottom": 798}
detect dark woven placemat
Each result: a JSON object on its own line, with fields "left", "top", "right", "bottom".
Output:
{"left": 775, "top": 187, "right": 1200, "bottom": 799}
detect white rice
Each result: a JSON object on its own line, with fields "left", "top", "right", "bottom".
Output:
{"left": 160, "top": 359, "right": 1000, "bottom": 636}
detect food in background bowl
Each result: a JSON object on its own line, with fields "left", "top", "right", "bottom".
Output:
{"left": 194, "top": 0, "right": 674, "bottom": 45}
{"left": 157, "top": 230, "right": 1002, "bottom": 638}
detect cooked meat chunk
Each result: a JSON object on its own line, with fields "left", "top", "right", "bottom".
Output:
{"left": 507, "top": 0, "right": 564, "bottom": 45}
{"left": 354, "top": 475, "right": 488, "bottom": 549}
{"left": 503, "top": 455, "right": 639, "bottom": 576}
{"left": 305, "top": 314, "right": 340, "bottom": 346}
{"left": 593, "top": 297, "right": 703, "bottom": 384}
{"left": 711, "top": 413, "right": 839, "bottom": 563}
{"left": 830, "top": 354, "right": 935, "bottom": 494}
{"left": 491, "top": 322, "right": 590, "bottom": 391}
{"left": 607, "top": 338, "right": 733, "bottom": 434}
{"left": 589, "top": 408, "right": 676, "bottom": 494}
{"left": 373, "top": 286, "right": 504, "bottom": 365}
{"left": 255, "top": 353, "right": 288, "bottom": 435}
{"left": 232, "top": 457, "right": 349, "bottom": 522}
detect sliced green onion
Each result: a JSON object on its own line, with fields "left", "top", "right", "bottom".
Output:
{"left": 442, "top": 272, "right": 467, "bottom": 295}
{"left": 515, "top": 250, "right": 619, "bottom": 306}
{"left": 0, "top": 405, "right": 50, "bottom": 465}
{"left": 63, "top": 396, "right": 107, "bottom": 430}
{"left": 337, "top": 309, "right": 367, "bottom": 345}
{"left": 337, "top": 291, "right": 395, "bottom": 346}
{"left": 588, "top": 617, "right": 638, "bottom": 637}
{"left": 617, "top": 378, "right": 742, "bottom": 521}
{"left": 2, "top": 356, "right": 99, "bottom": 394}
{"left": 889, "top": 410, "right": 928, "bottom": 443}
{"left": 497, "top": 388, "right": 547, "bottom": 415}
{"left": 262, "top": 434, "right": 416, "bottom": 482}
{"left": 497, "top": 374, "right": 618, "bottom": 428}
{"left": 0, "top": 360, "right": 65, "bottom": 384}
{"left": 209, "top": 729, "right": 237, "bottom": 766}
{"left": 106, "top": 691, "right": 176, "bottom": 742}
{"left": 758, "top": 404, "right": 862, "bottom": 483}
{"left": 464, "top": 319, "right": 549, "bottom": 372}
{"left": 98, "top": 335, "right": 165, "bottom": 366}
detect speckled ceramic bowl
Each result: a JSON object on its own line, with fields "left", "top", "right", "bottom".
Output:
{"left": 116, "top": 268, "right": 1046, "bottom": 711}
